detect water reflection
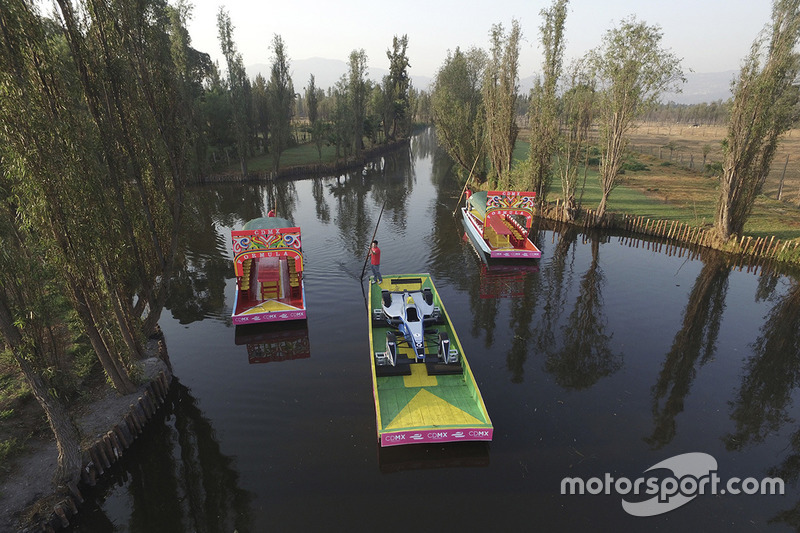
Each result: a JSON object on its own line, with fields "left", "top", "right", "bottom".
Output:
{"left": 377, "top": 442, "right": 490, "bottom": 473}
{"left": 166, "top": 186, "right": 238, "bottom": 324}
{"left": 234, "top": 322, "right": 311, "bottom": 364}
{"left": 545, "top": 234, "right": 622, "bottom": 390}
{"left": 311, "top": 177, "right": 331, "bottom": 223}
{"left": 726, "top": 279, "right": 800, "bottom": 449}
{"left": 529, "top": 224, "right": 579, "bottom": 375}
{"left": 69, "top": 381, "right": 252, "bottom": 532}
{"left": 646, "top": 252, "right": 730, "bottom": 449}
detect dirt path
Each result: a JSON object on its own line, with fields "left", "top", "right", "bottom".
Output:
{"left": 0, "top": 355, "right": 169, "bottom": 531}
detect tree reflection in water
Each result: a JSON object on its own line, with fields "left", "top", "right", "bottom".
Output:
{"left": 718, "top": 279, "right": 800, "bottom": 528}
{"left": 545, "top": 234, "right": 622, "bottom": 389}
{"left": 72, "top": 381, "right": 252, "bottom": 532}
{"left": 528, "top": 224, "right": 579, "bottom": 382}
{"left": 646, "top": 252, "right": 730, "bottom": 449}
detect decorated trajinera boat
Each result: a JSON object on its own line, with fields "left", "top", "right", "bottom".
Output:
{"left": 368, "top": 273, "right": 493, "bottom": 447}
{"left": 462, "top": 190, "right": 542, "bottom": 259}
{"left": 231, "top": 217, "right": 306, "bottom": 324}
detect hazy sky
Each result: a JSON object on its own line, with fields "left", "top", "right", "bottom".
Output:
{"left": 186, "top": 0, "right": 773, "bottom": 78}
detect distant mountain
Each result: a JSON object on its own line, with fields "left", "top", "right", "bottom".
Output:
{"left": 520, "top": 70, "right": 736, "bottom": 106}
{"left": 661, "top": 70, "right": 736, "bottom": 105}
{"left": 247, "top": 57, "right": 433, "bottom": 92}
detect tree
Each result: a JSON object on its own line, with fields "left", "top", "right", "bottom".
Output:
{"left": 217, "top": 8, "right": 251, "bottom": 177}
{"left": 590, "top": 16, "right": 684, "bottom": 219}
{"left": 556, "top": 60, "right": 595, "bottom": 221}
{"left": 1, "top": 0, "right": 202, "bottom": 487}
{"left": 306, "top": 74, "right": 318, "bottom": 125}
{"left": 483, "top": 20, "right": 521, "bottom": 189}
{"left": 715, "top": 0, "right": 800, "bottom": 240}
{"left": 385, "top": 34, "right": 411, "bottom": 140}
{"left": 432, "top": 47, "right": 488, "bottom": 182}
{"left": 347, "top": 49, "right": 369, "bottom": 156}
{"left": 251, "top": 73, "right": 269, "bottom": 153}
{"left": 306, "top": 74, "right": 326, "bottom": 159}
{"left": 528, "top": 0, "right": 568, "bottom": 204}
{"left": 0, "top": 181, "right": 82, "bottom": 488}
{"left": 266, "top": 34, "right": 295, "bottom": 172}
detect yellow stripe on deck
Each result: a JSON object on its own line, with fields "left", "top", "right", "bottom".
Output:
{"left": 403, "top": 362, "right": 437, "bottom": 388}
{"left": 242, "top": 300, "right": 301, "bottom": 314}
{"left": 385, "top": 389, "right": 484, "bottom": 430}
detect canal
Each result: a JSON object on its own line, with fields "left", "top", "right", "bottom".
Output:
{"left": 68, "top": 128, "right": 800, "bottom": 532}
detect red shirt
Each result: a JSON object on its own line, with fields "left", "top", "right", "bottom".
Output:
{"left": 370, "top": 246, "right": 381, "bottom": 265}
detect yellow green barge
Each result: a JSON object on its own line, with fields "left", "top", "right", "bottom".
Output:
{"left": 367, "top": 273, "right": 493, "bottom": 447}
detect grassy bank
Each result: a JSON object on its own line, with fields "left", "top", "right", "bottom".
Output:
{"left": 514, "top": 136, "right": 800, "bottom": 242}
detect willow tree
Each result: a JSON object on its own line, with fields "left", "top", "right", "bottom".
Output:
{"left": 528, "top": 0, "right": 568, "bottom": 205}
{"left": 483, "top": 20, "right": 521, "bottom": 189}
{"left": 590, "top": 16, "right": 684, "bottom": 219}
{"left": 267, "top": 34, "right": 295, "bottom": 171}
{"left": 432, "top": 47, "right": 487, "bottom": 183}
{"left": 1, "top": 0, "right": 201, "bottom": 404}
{"left": 716, "top": 0, "right": 800, "bottom": 241}
{"left": 0, "top": 192, "right": 83, "bottom": 487}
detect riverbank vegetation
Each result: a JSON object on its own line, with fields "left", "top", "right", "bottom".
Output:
{"left": 430, "top": 0, "right": 800, "bottom": 250}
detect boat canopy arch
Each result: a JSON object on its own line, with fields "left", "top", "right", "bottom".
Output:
{"left": 231, "top": 219, "right": 303, "bottom": 277}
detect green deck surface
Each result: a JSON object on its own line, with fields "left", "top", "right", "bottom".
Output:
{"left": 368, "top": 274, "right": 492, "bottom": 436}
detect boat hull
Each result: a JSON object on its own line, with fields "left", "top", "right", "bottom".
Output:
{"left": 368, "top": 274, "right": 493, "bottom": 447}
{"left": 462, "top": 207, "right": 541, "bottom": 259}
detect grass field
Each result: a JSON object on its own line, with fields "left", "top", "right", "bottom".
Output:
{"left": 517, "top": 122, "right": 800, "bottom": 241}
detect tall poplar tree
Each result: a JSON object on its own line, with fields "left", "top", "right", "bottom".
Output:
{"left": 715, "top": 0, "right": 800, "bottom": 241}
{"left": 267, "top": 34, "right": 295, "bottom": 172}
{"left": 483, "top": 20, "right": 521, "bottom": 189}
{"left": 348, "top": 49, "right": 369, "bottom": 157}
{"left": 217, "top": 8, "right": 250, "bottom": 177}
{"left": 386, "top": 34, "right": 411, "bottom": 140}
{"left": 528, "top": 1, "right": 567, "bottom": 204}
{"left": 1, "top": 0, "right": 203, "bottom": 486}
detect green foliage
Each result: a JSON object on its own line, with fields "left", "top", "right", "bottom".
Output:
{"left": 621, "top": 156, "right": 649, "bottom": 172}
{"left": 217, "top": 8, "right": 252, "bottom": 176}
{"left": 528, "top": 1, "right": 568, "bottom": 201}
{"left": 484, "top": 20, "right": 522, "bottom": 188}
{"left": 431, "top": 47, "right": 487, "bottom": 182}
{"left": 704, "top": 161, "right": 724, "bottom": 176}
{"left": 590, "top": 15, "right": 685, "bottom": 217}
{"left": 267, "top": 34, "right": 295, "bottom": 172}
{"left": 385, "top": 35, "right": 412, "bottom": 140}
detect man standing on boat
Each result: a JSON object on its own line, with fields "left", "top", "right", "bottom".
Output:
{"left": 370, "top": 240, "right": 383, "bottom": 284}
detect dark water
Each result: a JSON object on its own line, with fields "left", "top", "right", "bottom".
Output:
{"left": 68, "top": 129, "right": 800, "bottom": 532}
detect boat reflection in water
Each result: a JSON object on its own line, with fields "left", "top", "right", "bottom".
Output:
{"left": 377, "top": 441, "right": 490, "bottom": 474}
{"left": 477, "top": 262, "right": 540, "bottom": 299}
{"left": 234, "top": 321, "right": 311, "bottom": 364}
